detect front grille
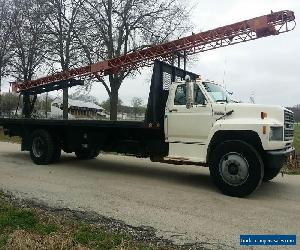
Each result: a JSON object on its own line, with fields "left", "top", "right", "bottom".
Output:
{"left": 284, "top": 110, "right": 294, "bottom": 141}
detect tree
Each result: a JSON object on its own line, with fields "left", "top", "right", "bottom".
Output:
{"left": 42, "top": 0, "right": 83, "bottom": 119}
{"left": 101, "top": 98, "right": 123, "bottom": 114}
{"left": 131, "top": 97, "right": 143, "bottom": 118}
{"left": 77, "top": 0, "right": 190, "bottom": 120}
{"left": 10, "top": 0, "right": 47, "bottom": 82}
{"left": 0, "top": 0, "right": 14, "bottom": 95}
{"left": 35, "top": 93, "right": 53, "bottom": 117}
{"left": 9, "top": 0, "right": 49, "bottom": 117}
{"left": 288, "top": 105, "right": 300, "bottom": 122}
{"left": 0, "top": 93, "right": 20, "bottom": 115}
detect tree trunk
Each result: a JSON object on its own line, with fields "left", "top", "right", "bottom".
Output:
{"left": 63, "top": 88, "right": 68, "bottom": 119}
{"left": 45, "top": 93, "right": 48, "bottom": 118}
{"left": 0, "top": 75, "right": 2, "bottom": 115}
{"left": 109, "top": 85, "right": 118, "bottom": 120}
{"left": 62, "top": 65, "right": 69, "bottom": 120}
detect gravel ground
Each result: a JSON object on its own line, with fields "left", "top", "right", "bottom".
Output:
{"left": 0, "top": 142, "right": 299, "bottom": 249}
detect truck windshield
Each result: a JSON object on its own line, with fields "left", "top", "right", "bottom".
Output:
{"left": 203, "top": 82, "right": 231, "bottom": 103}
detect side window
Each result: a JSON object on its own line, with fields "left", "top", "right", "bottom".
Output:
{"left": 174, "top": 85, "right": 186, "bottom": 105}
{"left": 194, "top": 84, "right": 206, "bottom": 105}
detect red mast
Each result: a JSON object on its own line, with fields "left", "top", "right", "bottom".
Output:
{"left": 13, "top": 10, "right": 295, "bottom": 93}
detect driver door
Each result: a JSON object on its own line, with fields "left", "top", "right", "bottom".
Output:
{"left": 165, "top": 83, "right": 213, "bottom": 160}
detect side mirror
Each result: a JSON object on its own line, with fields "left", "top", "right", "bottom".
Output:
{"left": 185, "top": 76, "right": 193, "bottom": 109}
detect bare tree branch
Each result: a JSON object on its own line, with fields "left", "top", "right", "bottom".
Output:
{"left": 76, "top": 0, "right": 191, "bottom": 120}
{"left": 10, "top": 0, "right": 48, "bottom": 82}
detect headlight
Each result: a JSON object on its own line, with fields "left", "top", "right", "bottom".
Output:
{"left": 269, "top": 126, "right": 283, "bottom": 141}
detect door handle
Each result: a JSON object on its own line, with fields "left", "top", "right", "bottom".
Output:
{"left": 169, "top": 109, "right": 178, "bottom": 112}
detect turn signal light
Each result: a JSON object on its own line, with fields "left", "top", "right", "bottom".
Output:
{"left": 261, "top": 112, "right": 267, "bottom": 119}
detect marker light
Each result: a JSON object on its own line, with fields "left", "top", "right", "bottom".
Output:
{"left": 261, "top": 112, "right": 267, "bottom": 119}
{"left": 263, "top": 125, "right": 267, "bottom": 135}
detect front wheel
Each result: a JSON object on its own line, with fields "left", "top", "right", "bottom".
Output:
{"left": 209, "top": 140, "right": 264, "bottom": 197}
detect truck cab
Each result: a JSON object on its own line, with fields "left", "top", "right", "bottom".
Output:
{"left": 164, "top": 77, "right": 294, "bottom": 196}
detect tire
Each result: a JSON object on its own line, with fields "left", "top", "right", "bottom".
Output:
{"left": 75, "top": 148, "right": 100, "bottom": 160}
{"left": 209, "top": 140, "right": 264, "bottom": 197}
{"left": 30, "top": 130, "right": 55, "bottom": 165}
{"left": 263, "top": 168, "right": 281, "bottom": 182}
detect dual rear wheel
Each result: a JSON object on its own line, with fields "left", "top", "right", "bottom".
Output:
{"left": 30, "top": 130, "right": 60, "bottom": 165}
{"left": 30, "top": 130, "right": 99, "bottom": 165}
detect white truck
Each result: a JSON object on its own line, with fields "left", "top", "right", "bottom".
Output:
{"left": 0, "top": 61, "right": 295, "bottom": 197}
{"left": 165, "top": 74, "right": 294, "bottom": 197}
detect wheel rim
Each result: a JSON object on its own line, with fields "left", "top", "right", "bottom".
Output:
{"left": 32, "top": 137, "right": 44, "bottom": 158}
{"left": 219, "top": 152, "right": 249, "bottom": 186}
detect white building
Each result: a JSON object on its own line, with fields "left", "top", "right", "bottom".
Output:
{"left": 51, "top": 98, "right": 106, "bottom": 119}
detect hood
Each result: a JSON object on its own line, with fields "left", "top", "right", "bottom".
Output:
{"left": 213, "top": 103, "right": 287, "bottom": 124}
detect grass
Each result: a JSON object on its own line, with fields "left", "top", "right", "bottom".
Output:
{"left": 74, "top": 225, "right": 129, "bottom": 250}
{"left": 281, "top": 124, "right": 300, "bottom": 174}
{"left": 0, "top": 193, "right": 161, "bottom": 250}
{"left": 0, "top": 197, "right": 58, "bottom": 249}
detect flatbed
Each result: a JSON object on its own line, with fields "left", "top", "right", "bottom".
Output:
{"left": 0, "top": 117, "right": 166, "bottom": 159}
{"left": 0, "top": 61, "right": 194, "bottom": 165}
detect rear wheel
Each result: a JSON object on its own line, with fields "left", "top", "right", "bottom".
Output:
{"left": 263, "top": 168, "right": 281, "bottom": 182}
{"left": 209, "top": 140, "right": 264, "bottom": 197}
{"left": 30, "top": 130, "right": 55, "bottom": 165}
{"left": 75, "top": 148, "right": 100, "bottom": 160}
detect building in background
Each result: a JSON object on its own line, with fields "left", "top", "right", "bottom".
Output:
{"left": 51, "top": 98, "right": 106, "bottom": 119}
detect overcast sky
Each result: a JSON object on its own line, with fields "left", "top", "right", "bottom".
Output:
{"left": 90, "top": 0, "right": 299, "bottom": 107}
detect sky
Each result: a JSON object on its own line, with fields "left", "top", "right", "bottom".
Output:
{"left": 3, "top": 0, "right": 300, "bottom": 107}
{"left": 90, "top": 0, "right": 299, "bottom": 107}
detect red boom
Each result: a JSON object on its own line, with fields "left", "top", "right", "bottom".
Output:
{"left": 13, "top": 10, "right": 295, "bottom": 93}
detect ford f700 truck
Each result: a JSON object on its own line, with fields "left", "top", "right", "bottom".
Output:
{"left": 0, "top": 61, "right": 295, "bottom": 197}
{"left": 0, "top": 11, "right": 296, "bottom": 197}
